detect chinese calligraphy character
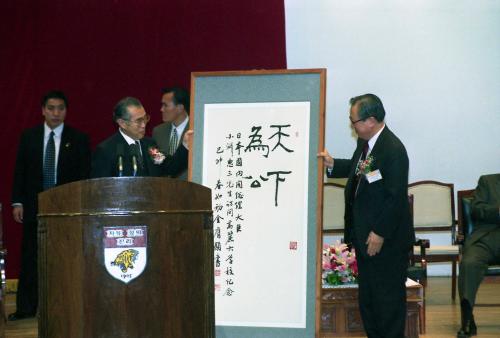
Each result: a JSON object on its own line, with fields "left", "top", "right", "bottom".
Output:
{"left": 267, "top": 171, "right": 292, "bottom": 206}
{"left": 245, "top": 126, "right": 270, "bottom": 157}
{"left": 269, "top": 124, "right": 294, "bottom": 153}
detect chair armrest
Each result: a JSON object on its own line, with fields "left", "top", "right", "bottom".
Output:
{"left": 452, "top": 219, "right": 459, "bottom": 244}
{"left": 409, "top": 238, "right": 429, "bottom": 286}
{"left": 415, "top": 238, "right": 430, "bottom": 259}
{"left": 455, "top": 232, "right": 465, "bottom": 246}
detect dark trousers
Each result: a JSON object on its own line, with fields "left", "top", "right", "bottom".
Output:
{"left": 357, "top": 251, "right": 408, "bottom": 338}
{"left": 16, "top": 221, "right": 38, "bottom": 315}
{"left": 458, "top": 227, "right": 500, "bottom": 307}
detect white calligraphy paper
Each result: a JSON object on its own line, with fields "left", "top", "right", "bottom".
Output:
{"left": 203, "top": 102, "right": 310, "bottom": 328}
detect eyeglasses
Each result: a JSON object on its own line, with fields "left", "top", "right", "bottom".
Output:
{"left": 349, "top": 116, "right": 365, "bottom": 125}
{"left": 125, "top": 114, "right": 150, "bottom": 126}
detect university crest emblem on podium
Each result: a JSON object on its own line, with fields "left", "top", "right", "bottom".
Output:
{"left": 103, "top": 226, "right": 148, "bottom": 284}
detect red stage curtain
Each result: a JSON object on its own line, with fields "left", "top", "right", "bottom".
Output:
{"left": 0, "top": 0, "right": 286, "bottom": 278}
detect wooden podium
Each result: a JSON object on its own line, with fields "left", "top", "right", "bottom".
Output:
{"left": 37, "top": 177, "right": 214, "bottom": 338}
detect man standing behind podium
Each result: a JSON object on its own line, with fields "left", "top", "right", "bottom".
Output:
{"left": 318, "top": 94, "right": 414, "bottom": 338}
{"left": 91, "top": 97, "right": 187, "bottom": 178}
{"left": 152, "top": 87, "right": 189, "bottom": 180}
{"left": 10, "top": 90, "right": 90, "bottom": 320}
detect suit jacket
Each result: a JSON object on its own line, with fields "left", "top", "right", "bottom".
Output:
{"left": 12, "top": 124, "right": 91, "bottom": 223}
{"left": 466, "top": 174, "right": 500, "bottom": 247}
{"left": 152, "top": 122, "right": 188, "bottom": 180}
{"left": 91, "top": 132, "right": 158, "bottom": 178}
{"left": 91, "top": 132, "right": 188, "bottom": 178}
{"left": 327, "top": 126, "right": 415, "bottom": 258}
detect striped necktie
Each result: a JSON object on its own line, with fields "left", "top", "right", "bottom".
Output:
{"left": 168, "top": 128, "right": 178, "bottom": 155}
{"left": 43, "top": 131, "right": 56, "bottom": 190}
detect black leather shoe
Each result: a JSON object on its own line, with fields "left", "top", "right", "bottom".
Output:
{"left": 8, "top": 312, "right": 35, "bottom": 321}
{"left": 469, "top": 315, "right": 477, "bottom": 336}
{"left": 457, "top": 300, "right": 477, "bottom": 337}
{"left": 457, "top": 322, "right": 477, "bottom": 338}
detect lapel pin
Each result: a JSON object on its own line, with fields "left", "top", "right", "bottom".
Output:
{"left": 65, "top": 142, "right": 71, "bottom": 148}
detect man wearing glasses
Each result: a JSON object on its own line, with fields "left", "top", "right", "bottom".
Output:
{"left": 318, "top": 94, "right": 414, "bottom": 338}
{"left": 91, "top": 97, "right": 187, "bottom": 178}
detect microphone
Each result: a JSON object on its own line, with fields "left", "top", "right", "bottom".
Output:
{"left": 116, "top": 143, "right": 124, "bottom": 177}
{"left": 129, "top": 143, "right": 140, "bottom": 177}
{"left": 131, "top": 155, "right": 138, "bottom": 177}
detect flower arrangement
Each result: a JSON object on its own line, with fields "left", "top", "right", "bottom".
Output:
{"left": 322, "top": 241, "right": 358, "bottom": 286}
{"left": 148, "top": 147, "right": 166, "bottom": 165}
{"left": 355, "top": 155, "right": 375, "bottom": 176}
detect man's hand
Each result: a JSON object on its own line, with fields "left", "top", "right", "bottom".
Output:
{"left": 366, "top": 231, "right": 384, "bottom": 256}
{"left": 317, "top": 149, "right": 334, "bottom": 169}
{"left": 13, "top": 205, "right": 23, "bottom": 223}
{"left": 183, "top": 130, "right": 193, "bottom": 150}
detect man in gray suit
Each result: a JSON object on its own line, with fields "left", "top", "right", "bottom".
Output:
{"left": 457, "top": 173, "right": 500, "bottom": 338}
{"left": 152, "top": 87, "right": 189, "bottom": 180}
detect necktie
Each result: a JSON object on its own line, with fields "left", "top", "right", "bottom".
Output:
{"left": 361, "top": 143, "right": 369, "bottom": 161}
{"left": 43, "top": 131, "right": 56, "bottom": 190}
{"left": 353, "top": 143, "right": 369, "bottom": 197}
{"left": 134, "top": 141, "right": 144, "bottom": 169}
{"left": 168, "top": 128, "right": 178, "bottom": 155}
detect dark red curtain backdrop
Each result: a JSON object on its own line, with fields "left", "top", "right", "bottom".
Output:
{"left": 0, "top": 0, "right": 286, "bottom": 278}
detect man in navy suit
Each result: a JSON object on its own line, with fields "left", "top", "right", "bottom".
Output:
{"left": 10, "top": 90, "right": 91, "bottom": 320}
{"left": 319, "top": 94, "right": 414, "bottom": 338}
{"left": 91, "top": 97, "right": 188, "bottom": 178}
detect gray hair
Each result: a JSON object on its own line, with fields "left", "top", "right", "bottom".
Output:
{"left": 113, "top": 97, "right": 143, "bottom": 122}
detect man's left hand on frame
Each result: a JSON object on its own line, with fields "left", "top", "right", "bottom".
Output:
{"left": 183, "top": 130, "right": 193, "bottom": 150}
{"left": 366, "top": 231, "right": 384, "bottom": 256}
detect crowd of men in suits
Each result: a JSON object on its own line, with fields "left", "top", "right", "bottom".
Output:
{"left": 10, "top": 90, "right": 499, "bottom": 338}
{"left": 9, "top": 88, "right": 190, "bottom": 321}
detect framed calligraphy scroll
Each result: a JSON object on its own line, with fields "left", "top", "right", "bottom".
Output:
{"left": 189, "top": 69, "right": 326, "bottom": 338}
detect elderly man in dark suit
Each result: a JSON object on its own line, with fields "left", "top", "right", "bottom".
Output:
{"left": 457, "top": 173, "right": 500, "bottom": 338}
{"left": 10, "top": 90, "right": 91, "bottom": 320}
{"left": 319, "top": 94, "right": 415, "bottom": 338}
{"left": 152, "top": 87, "right": 189, "bottom": 180}
{"left": 91, "top": 97, "right": 187, "bottom": 178}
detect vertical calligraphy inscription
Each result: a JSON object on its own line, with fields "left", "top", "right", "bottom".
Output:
{"left": 212, "top": 132, "right": 246, "bottom": 298}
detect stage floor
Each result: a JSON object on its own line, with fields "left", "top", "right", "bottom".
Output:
{"left": 3, "top": 277, "right": 500, "bottom": 337}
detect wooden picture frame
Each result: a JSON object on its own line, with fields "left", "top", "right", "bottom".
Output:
{"left": 189, "top": 69, "right": 326, "bottom": 338}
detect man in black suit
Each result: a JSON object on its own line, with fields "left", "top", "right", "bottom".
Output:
{"left": 10, "top": 90, "right": 90, "bottom": 320}
{"left": 91, "top": 97, "right": 188, "bottom": 178}
{"left": 457, "top": 173, "right": 500, "bottom": 338}
{"left": 319, "top": 94, "right": 414, "bottom": 338}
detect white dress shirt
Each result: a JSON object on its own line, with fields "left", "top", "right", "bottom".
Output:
{"left": 119, "top": 128, "right": 143, "bottom": 156}
{"left": 365, "top": 124, "right": 385, "bottom": 157}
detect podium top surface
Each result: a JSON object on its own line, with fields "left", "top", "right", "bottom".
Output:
{"left": 38, "top": 177, "right": 212, "bottom": 216}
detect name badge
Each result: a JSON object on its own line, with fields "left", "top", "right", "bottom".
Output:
{"left": 366, "top": 169, "right": 383, "bottom": 183}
